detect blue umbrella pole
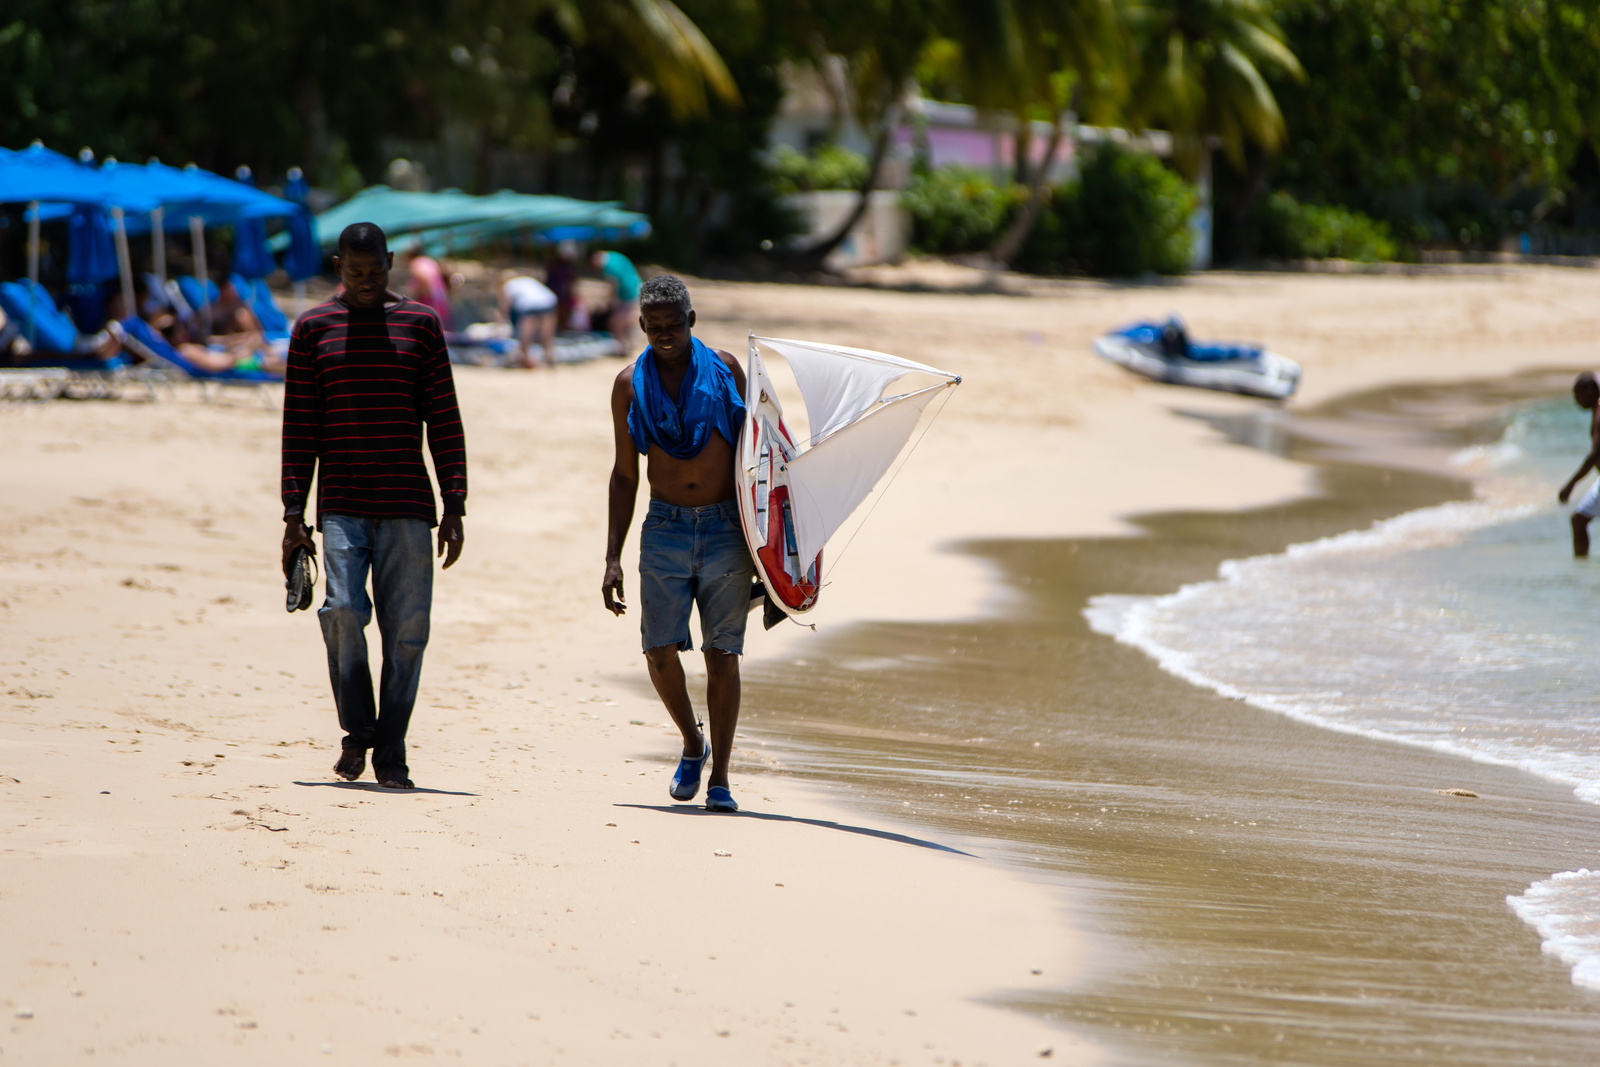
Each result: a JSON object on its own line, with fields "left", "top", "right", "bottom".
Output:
{"left": 26, "top": 201, "right": 39, "bottom": 347}
{"left": 189, "top": 215, "right": 210, "bottom": 337}
{"left": 112, "top": 208, "right": 135, "bottom": 321}
{"left": 151, "top": 207, "right": 166, "bottom": 288}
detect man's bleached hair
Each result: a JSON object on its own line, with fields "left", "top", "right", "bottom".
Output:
{"left": 639, "top": 274, "right": 692, "bottom": 318}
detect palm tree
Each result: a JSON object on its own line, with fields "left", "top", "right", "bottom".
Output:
{"left": 777, "top": 0, "right": 941, "bottom": 269}
{"left": 1126, "top": 0, "right": 1303, "bottom": 265}
{"left": 398, "top": 0, "right": 740, "bottom": 193}
{"left": 943, "top": 0, "right": 1122, "bottom": 266}
{"left": 573, "top": 0, "right": 741, "bottom": 118}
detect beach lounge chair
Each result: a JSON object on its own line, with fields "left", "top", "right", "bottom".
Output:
{"left": 110, "top": 316, "right": 280, "bottom": 384}
{"left": 229, "top": 274, "right": 291, "bottom": 341}
{"left": 0, "top": 278, "right": 146, "bottom": 398}
{"left": 0, "top": 279, "right": 87, "bottom": 355}
{"left": 174, "top": 275, "right": 220, "bottom": 316}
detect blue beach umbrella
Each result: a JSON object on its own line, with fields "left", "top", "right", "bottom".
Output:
{"left": 230, "top": 165, "right": 274, "bottom": 279}
{"left": 0, "top": 142, "right": 156, "bottom": 342}
{"left": 282, "top": 207, "right": 321, "bottom": 281}
{"left": 66, "top": 205, "right": 119, "bottom": 284}
{"left": 279, "top": 167, "right": 320, "bottom": 280}
{"left": 0, "top": 143, "right": 149, "bottom": 207}
{"left": 285, "top": 167, "right": 310, "bottom": 206}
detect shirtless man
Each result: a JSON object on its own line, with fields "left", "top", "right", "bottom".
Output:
{"left": 1559, "top": 371, "right": 1600, "bottom": 557}
{"left": 602, "top": 274, "right": 752, "bottom": 812}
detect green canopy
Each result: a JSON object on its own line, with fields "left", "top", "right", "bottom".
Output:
{"left": 295, "top": 185, "right": 651, "bottom": 254}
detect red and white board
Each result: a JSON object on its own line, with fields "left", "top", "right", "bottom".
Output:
{"left": 736, "top": 335, "right": 961, "bottom": 623}
{"left": 737, "top": 343, "right": 822, "bottom": 615}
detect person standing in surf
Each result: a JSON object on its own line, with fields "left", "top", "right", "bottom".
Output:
{"left": 602, "top": 274, "right": 752, "bottom": 813}
{"left": 1559, "top": 371, "right": 1600, "bottom": 557}
{"left": 281, "top": 222, "right": 468, "bottom": 790}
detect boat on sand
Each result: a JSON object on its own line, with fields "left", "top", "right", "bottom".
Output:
{"left": 1093, "top": 317, "right": 1301, "bottom": 400}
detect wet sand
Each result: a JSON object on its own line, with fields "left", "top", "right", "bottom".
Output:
{"left": 739, "top": 371, "right": 1600, "bottom": 1064}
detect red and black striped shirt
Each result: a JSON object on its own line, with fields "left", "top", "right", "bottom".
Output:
{"left": 281, "top": 295, "right": 467, "bottom": 527}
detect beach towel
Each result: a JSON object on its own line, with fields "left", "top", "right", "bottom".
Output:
{"left": 627, "top": 337, "right": 744, "bottom": 459}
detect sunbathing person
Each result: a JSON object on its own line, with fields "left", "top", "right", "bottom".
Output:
{"left": 153, "top": 303, "right": 281, "bottom": 375}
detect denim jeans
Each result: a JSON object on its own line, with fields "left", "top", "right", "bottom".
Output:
{"left": 318, "top": 515, "right": 433, "bottom": 778}
{"left": 638, "top": 499, "right": 755, "bottom": 654}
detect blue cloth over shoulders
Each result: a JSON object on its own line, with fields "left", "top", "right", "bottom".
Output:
{"left": 627, "top": 336, "right": 745, "bottom": 459}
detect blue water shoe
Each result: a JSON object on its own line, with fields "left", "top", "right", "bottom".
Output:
{"left": 669, "top": 732, "right": 711, "bottom": 801}
{"left": 705, "top": 785, "right": 739, "bottom": 813}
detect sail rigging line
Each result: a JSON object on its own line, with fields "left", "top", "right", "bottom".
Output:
{"left": 817, "top": 379, "right": 960, "bottom": 583}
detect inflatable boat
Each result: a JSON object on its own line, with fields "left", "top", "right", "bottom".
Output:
{"left": 1092, "top": 318, "right": 1301, "bottom": 400}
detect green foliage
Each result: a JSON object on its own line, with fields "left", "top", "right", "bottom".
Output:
{"left": 1128, "top": 0, "right": 1305, "bottom": 179}
{"left": 1018, "top": 146, "right": 1197, "bottom": 276}
{"left": 769, "top": 144, "right": 871, "bottom": 194}
{"left": 1255, "top": 191, "right": 1397, "bottom": 261}
{"left": 1266, "top": 0, "right": 1589, "bottom": 246}
{"left": 901, "top": 167, "right": 1025, "bottom": 254}
{"left": 546, "top": 0, "right": 803, "bottom": 267}
{"left": 0, "top": 0, "right": 740, "bottom": 187}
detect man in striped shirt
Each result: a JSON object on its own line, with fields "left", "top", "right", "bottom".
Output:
{"left": 281, "top": 222, "right": 468, "bottom": 790}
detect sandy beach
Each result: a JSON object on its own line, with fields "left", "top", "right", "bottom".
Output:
{"left": 4, "top": 263, "right": 1600, "bottom": 1064}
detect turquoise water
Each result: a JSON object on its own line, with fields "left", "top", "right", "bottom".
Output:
{"left": 1089, "top": 396, "right": 1600, "bottom": 991}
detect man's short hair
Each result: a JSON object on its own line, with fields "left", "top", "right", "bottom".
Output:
{"left": 338, "top": 222, "right": 388, "bottom": 257}
{"left": 639, "top": 274, "right": 691, "bottom": 318}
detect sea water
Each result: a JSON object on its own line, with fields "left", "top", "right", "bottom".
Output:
{"left": 1087, "top": 396, "right": 1600, "bottom": 993}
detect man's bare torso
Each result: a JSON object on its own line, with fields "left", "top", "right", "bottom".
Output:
{"left": 611, "top": 347, "right": 743, "bottom": 507}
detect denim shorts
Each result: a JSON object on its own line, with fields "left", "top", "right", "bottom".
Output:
{"left": 638, "top": 499, "right": 755, "bottom": 655}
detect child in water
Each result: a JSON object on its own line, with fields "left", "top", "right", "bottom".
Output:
{"left": 1558, "top": 371, "right": 1600, "bottom": 557}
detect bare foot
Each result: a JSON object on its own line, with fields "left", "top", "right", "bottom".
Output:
{"left": 333, "top": 748, "right": 365, "bottom": 781}
{"left": 378, "top": 776, "right": 415, "bottom": 790}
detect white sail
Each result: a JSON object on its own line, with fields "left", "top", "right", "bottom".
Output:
{"left": 756, "top": 335, "right": 954, "bottom": 446}
{"left": 750, "top": 335, "right": 960, "bottom": 574}
{"left": 785, "top": 386, "right": 943, "bottom": 571}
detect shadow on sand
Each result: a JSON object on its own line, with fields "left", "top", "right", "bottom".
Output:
{"left": 613, "top": 802, "right": 972, "bottom": 856}
{"left": 292, "top": 780, "right": 479, "bottom": 797}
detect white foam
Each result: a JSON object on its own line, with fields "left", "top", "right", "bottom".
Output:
{"left": 1451, "top": 439, "right": 1524, "bottom": 470}
{"left": 1507, "top": 871, "right": 1600, "bottom": 991}
{"left": 1084, "top": 477, "right": 1600, "bottom": 992}
{"left": 1084, "top": 493, "right": 1545, "bottom": 761}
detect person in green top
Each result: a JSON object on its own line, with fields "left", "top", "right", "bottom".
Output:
{"left": 592, "top": 249, "right": 641, "bottom": 352}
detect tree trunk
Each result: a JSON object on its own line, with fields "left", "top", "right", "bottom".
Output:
{"left": 989, "top": 111, "right": 1066, "bottom": 267}
{"left": 1226, "top": 147, "right": 1273, "bottom": 261}
{"left": 1012, "top": 113, "right": 1033, "bottom": 185}
{"left": 787, "top": 110, "right": 895, "bottom": 271}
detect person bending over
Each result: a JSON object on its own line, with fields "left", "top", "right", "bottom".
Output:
{"left": 591, "top": 248, "right": 642, "bottom": 353}
{"left": 1560, "top": 371, "right": 1600, "bottom": 557}
{"left": 602, "top": 274, "right": 752, "bottom": 813}
{"left": 281, "top": 222, "right": 468, "bottom": 789}
{"left": 499, "top": 272, "right": 558, "bottom": 368}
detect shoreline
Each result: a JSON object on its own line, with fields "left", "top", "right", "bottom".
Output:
{"left": 742, "top": 366, "right": 1600, "bottom": 1063}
